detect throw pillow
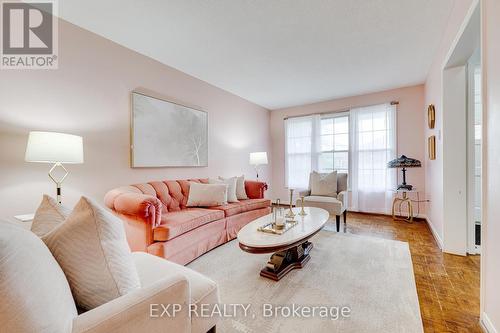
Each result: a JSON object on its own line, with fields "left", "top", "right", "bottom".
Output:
{"left": 0, "top": 222, "right": 77, "bottom": 333}
{"left": 43, "top": 196, "right": 141, "bottom": 310}
{"left": 31, "top": 194, "right": 72, "bottom": 237}
{"left": 186, "top": 183, "right": 228, "bottom": 207}
{"left": 310, "top": 171, "right": 338, "bottom": 197}
{"left": 220, "top": 175, "right": 248, "bottom": 200}
{"left": 209, "top": 177, "right": 238, "bottom": 202}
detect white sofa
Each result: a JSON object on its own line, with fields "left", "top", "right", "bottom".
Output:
{"left": 298, "top": 172, "right": 348, "bottom": 232}
{"left": 0, "top": 221, "right": 219, "bottom": 333}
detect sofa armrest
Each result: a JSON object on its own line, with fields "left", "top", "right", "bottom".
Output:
{"left": 72, "top": 274, "right": 191, "bottom": 333}
{"left": 245, "top": 180, "right": 268, "bottom": 199}
{"left": 105, "top": 192, "right": 162, "bottom": 227}
{"left": 337, "top": 191, "right": 349, "bottom": 210}
{"left": 104, "top": 191, "right": 163, "bottom": 252}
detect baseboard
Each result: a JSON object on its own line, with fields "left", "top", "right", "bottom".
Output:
{"left": 424, "top": 216, "right": 444, "bottom": 249}
{"left": 348, "top": 210, "right": 426, "bottom": 221}
{"left": 481, "top": 313, "right": 498, "bottom": 333}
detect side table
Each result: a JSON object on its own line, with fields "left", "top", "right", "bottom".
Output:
{"left": 391, "top": 189, "right": 420, "bottom": 223}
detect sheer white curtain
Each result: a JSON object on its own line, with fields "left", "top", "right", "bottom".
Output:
{"left": 285, "top": 115, "right": 321, "bottom": 189}
{"left": 350, "top": 103, "right": 397, "bottom": 214}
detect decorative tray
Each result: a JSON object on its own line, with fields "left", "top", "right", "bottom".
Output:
{"left": 257, "top": 219, "right": 298, "bottom": 235}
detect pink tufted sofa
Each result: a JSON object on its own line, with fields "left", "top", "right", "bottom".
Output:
{"left": 104, "top": 179, "right": 270, "bottom": 265}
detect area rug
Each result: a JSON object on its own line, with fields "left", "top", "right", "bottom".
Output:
{"left": 188, "top": 227, "right": 423, "bottom": 333}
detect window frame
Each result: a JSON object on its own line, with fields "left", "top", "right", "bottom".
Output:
{"left": 284, "top": 111, "right": 351, "bottom": 189}
{"left": 317, "top": 111, "right": 350, "bottom": 174}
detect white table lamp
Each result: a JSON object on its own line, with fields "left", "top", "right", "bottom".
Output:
{"left": 25, "top": 131, "right": 84, "bottom": 203}
{"left": 249, "top": 151, "right": 268, "bottom": 180}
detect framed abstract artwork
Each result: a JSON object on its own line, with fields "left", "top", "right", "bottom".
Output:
{"left": 131, "top": 92, "right": 208, "bottom": 167}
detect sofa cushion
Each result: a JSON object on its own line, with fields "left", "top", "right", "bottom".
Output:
{"left": 209, "top": 177, "right": 238, "bottom": 202}
{"left": 209, "top": 198, "right": 271, "bottom": 217}
{"left": 31, "top": 194, "right": 72, "bottom": 237}
{"left": 149, "top": 219, "right": 227, "bottom": 265}
{"left": 132, "top": 252, "right": 219, "bottom": 333}
{"left": 186, "top": 183, "right": 228, "bottom": 207}
{"left": 154, "top": 208, "right": 225, "bottom": 241}
{"left": 43, "top": 196, "right": 141, "bottom": 310}
{"left": 0, "top": 222, "right": 77, "bottom": 333}
{"left": 303, "top": 195, "right": 344, "bottom": 215}
{"left": 220, "top": 175, "right": 248, "bottom": 200}
{"left": 225, "top": 207, "right": 271, "bottom": 240}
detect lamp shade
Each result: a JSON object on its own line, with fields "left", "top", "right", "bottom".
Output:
{"left": 249, "top": 152, "right": 268, "bottom": 165}
{"left": 387, "top": 155, "right": 421, "bottom": 168}
{"left": 25, "top": 131, "right": 84, "bottom": 164}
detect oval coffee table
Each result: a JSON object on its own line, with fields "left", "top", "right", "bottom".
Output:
{"left": 237, "top": 207, "right": 329, "bottom": 281}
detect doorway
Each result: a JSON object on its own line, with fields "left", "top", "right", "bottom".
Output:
{"left": 467, "top": 53, "right": 482, "bottom": 254}
{"left": 441, "top": 2, "right": 481, "bottom": 255}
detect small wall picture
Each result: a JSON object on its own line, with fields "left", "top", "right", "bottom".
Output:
{"left": 428, "top": 135, "right": 436, "bottom": 160}
{"left": 428, "top": 104, "right": 436, "bottom": 129}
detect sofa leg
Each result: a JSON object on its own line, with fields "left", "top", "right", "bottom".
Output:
{"left": 343, "top": 210, "right": 347, "bottom": 233}
{"left": 335, "top": 215, "right": 340, "bottom": 232}
{"left": 207, "top": 326, "right": 216, "bottom": 333}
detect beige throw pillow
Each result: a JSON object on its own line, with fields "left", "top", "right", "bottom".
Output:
{"left": 43, "top": 196, "right": 140, "bottom": 310}
{"left": 187, "top": 183, "right": 228, "bottom": 207}
{"left": 209, "top": 177, "right": 238, "bottom": 202}
{"left": 0, "top": 222, "right": 77, "bottom": 333}
{"left": 220, "top": 175, "right": 248, "bottom": 200}
{"left": 31, "top": 194, "right": 72, "bottom": 237}
{"left": 310, "top": 171, "right": 338, "bottom": 197}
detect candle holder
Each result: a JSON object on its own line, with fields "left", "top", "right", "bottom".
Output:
{"left": 275, "top": 207, "right": 285, "bottom": 230}
{"left": 285, "top": 188, "right": 296, "bottom": 218}
{"left": 298, "top": 196, "right": 307, "bottom": 216}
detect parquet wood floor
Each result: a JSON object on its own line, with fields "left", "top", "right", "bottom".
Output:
{"left": 345, "top": 212, "right": 481, "bottom": 333}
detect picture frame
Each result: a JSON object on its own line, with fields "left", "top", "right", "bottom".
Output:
{"left": 130, "top": 91, "right": 208, "bottom": 168}
{"left": 428, "top": 104, "right": 436, "bottom": 129}
{"left": 428, "top": 135, "right": 436, "bottom": 160}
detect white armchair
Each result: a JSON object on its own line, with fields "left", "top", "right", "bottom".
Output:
{"left": 0, "top": 222, "right": 219, "bottom": 333}
{"left": 72, "top": 273, "right": 191, "bottom": 333}
{"left": 297, "top": 172, "right": 349, "bottom": 232}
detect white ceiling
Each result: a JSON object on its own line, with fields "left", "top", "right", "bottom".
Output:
{"left": 58, "top": 0, "right": 455, "bottom": 110}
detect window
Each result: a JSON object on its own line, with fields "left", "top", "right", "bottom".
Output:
{"left": 285, "top": 103, "right": 396, "bottom": 214}
{"left": 350, "top": 103, "right": 397, "bottom": 213}
{"left": 318, "top": 115, "right": 349, "bottom": 173}
{"left": 285, "top": 115, "right": 314, "bottom": 189}
{"left": 285, "top": 113, "right": 349, "bottom": 189}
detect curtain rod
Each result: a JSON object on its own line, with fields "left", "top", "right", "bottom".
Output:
{"left": 283, "top": 100, "right": 399, "bottom": 120}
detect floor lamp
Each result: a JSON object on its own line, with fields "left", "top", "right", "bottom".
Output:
{"left": 25, "top": 131, "right": 84, "bottom": 204}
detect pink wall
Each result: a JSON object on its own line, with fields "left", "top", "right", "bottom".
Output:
{"left": 270, "top": 85, "right": 426, "bottom": 208}
{"left": 0, "top": 19, "right": 271, "bottom": 218}
{"left": 482, "top": 0, "right": 500, "bottom": 330}
{"left": 423, "top": 0, "right": 474, "bottom": 244}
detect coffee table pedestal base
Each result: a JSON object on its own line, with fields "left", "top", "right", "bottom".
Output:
{"left": 260, "top": 241, "right": 313, "bottom": 281}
